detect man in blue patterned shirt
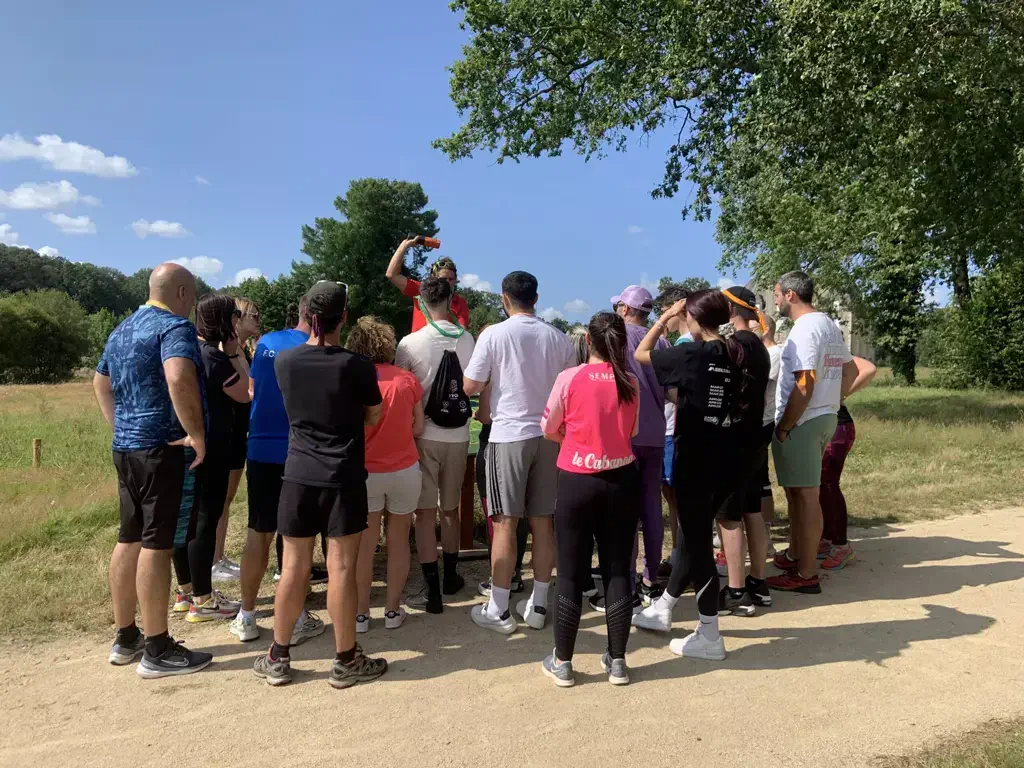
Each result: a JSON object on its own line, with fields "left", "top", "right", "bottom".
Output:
{"left": 93, "top": 262, "right": 213, "bottom": 679}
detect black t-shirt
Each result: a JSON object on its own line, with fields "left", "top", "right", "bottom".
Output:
{"left": 230, "top": 348, "right": 253, "bottom": 451}
{"left": 200, "top": 341, "right": 241, "bottom": 460}
{"left": 837, "top": 404, "right": 853, "bottom": 425}
{"left": 275, "top": 344, "right": 383, "bottom": 488}
{"left": 730, "top": 330, "right": 771, "bottom": 436}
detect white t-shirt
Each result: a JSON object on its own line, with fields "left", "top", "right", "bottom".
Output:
{"left": 664, "top": 402, "right": 676, "bottom": 436}
{"left": 763, "top": 345, "right": 783, "bottom": 426}
{"left": 395, "top": 321, "right": 476, "bottom": 443}
{"left": 463, "top": 314, "right": 576, "bottom": 443}
{"left": 776, "top": 312, "right": 851, "bottom": 426}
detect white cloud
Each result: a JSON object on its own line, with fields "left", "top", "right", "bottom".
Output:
{"left": 233, "top": 268, "right": 264, "bottom": 284}
{"left": 194, "top": 175, "right": 210, "bottom": 185}
{"left": 0, "top": 223, "right": 21, "bottom": 245}
{"left": 132, "top": 219, "right": 190, "bottom": 239}
{"left": 564, "top": 299, "right": 591, "bottom": 315}
{"left": 37, "top": 246, "right": 61, "bottom": 258}
{"left": 627, "top": 225, "right": 645, "bottom": 234}
{"left": 0, "top": 180, "right": 99, "bottom": 210}
{"left": 638, "top": 272, "right": 659, "bottom": 294}
{"left": 0, "top": 133, "right": 137, "bottom": 178}
{"left": 46, "top": 213, "right": 96, "bottom": 235}
{"left": 460, "top": 273, "right": 492, "bottom": 292}
{"left": 539, "top": 307, "right": 564, "bottom": 323}
{"left": 716, "top": 276, "right": 734, "bottom": 290}
{"left": 171, "top": 256, "right": 224, "bottom": 282}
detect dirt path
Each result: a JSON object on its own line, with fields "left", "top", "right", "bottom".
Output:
{"left": 3, "top": 508, "right": 1024, "bottom": 768}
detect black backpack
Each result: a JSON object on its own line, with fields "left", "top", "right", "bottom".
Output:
{"left": 425, "top": 349, "right": 471, "bottom": 428}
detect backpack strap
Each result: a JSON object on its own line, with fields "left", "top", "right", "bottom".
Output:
{"left": 418, "top": 297, "right": 464, "bottom": 339}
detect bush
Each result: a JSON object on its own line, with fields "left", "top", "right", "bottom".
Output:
{"left": 0, "top": 290, "right": 91, "bottom": 384}
{"left": 934, "top": 260, "right": 1024, "bottom": 391}
{"left": 85, "top": 308, "right": 132, "bottom": 370}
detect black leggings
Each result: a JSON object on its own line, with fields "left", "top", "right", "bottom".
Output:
{"left": 181, "top": 458, "right": 232, "bottom": 597}
{"left": 553, "top": 465, "right": 641, "bottom": 662}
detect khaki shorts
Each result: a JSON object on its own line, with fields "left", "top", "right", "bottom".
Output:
{"left": 772, "top": 413, "right": 838, "bottom": 488}
{"left": 366, "top": 462, "right": 422, "bottom": 515}
{"left": 416, "top": 439, "right": 469, "bottom": 511}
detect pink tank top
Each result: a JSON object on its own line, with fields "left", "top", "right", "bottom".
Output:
{"left": 541, "top": 363, "right": 639, "bottom": 474}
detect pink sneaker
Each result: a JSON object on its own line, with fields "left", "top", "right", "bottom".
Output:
{"left": 817, "top": 539, "right": 832, "bottom": 559}
{"left": 821, "top": 544, "right": 856, "bottom": 571}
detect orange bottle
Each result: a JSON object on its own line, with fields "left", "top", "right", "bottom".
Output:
{"left": 422, "top": 237, "right": 441, "bottom": 249}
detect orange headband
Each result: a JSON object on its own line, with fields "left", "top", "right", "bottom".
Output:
{"left": 722, "top": 289, "right": 768, "bottom": 335}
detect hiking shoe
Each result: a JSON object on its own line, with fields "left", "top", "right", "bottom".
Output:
{"left": 766, "top": 572, "right": 822, "bottom": 594}
{"left": 137, "top": 639, "right": 213, "bottom": 679}
{"left": 309, "top": 566, "right": 329, "bottom": 585}
{"left": 253, "top": 651, "right": 292, "bottom": 686}
{"left": 715, "top": 551, "right": 729, "bottom": 576}
{"left": 639, "top": 580, "right": 664, "bottom": 607}
{"left": 384, "top": 608, "right": 407, "bottom": 630}
{"left": 817, "top": 540, "right": 832, "bottom": 559}
{"left": 229, "top": 612, "right": 259, "bottom": 642}
{"left": 516, "top": 598, "right": 547, "bottom": 630}
{"left": 187, "top": 590, "right": 240, "bottom": 623}
{"left": 821, "top": 544, "right": 856, "bottom": 571}
{"left": 471, "top": 604, "right": 517, "bottom": 635}
{"left": 601, "top": 652, "right": 629, "bottom": 686}
{"left": 291, "top": 610, "right": 325, "bottom": 645}
{"left": 669, "top": 627, "right": 727, "bottom": 660}
{"left": 172, "top": 589, "right": 192, "bottom": 613}
{"left": 541, "top": 651, "right": 575, "bottom": 688}
{"left": 406, "top": 587, "right": 443, "bottom": 614}
{"left": 478, "top": 579, "right": 492, "bottom": 598}
{"left": 773, "top": 550, "right": 800, "bottom": 572}
{"left": 746, "top": 576, "right": 772, "bottom": 608}
{"left": 632, "top": 597, "right": 673, "bottom": 632}
{"left": 442, "top": 572, "right": 465, "bottom": 596}
{"left": 109, "top": 633, "right": 145, "bottom": 665}
{"left": 329, "top": 650, "right": 388, "bottom": 689}
{"left": 356, "top": 614, "right": 370, "bottom": 634}
{"left": 718, "top": 586, "right": 755, "bottom": 617}
{"left": 211, "top": 560, "right": 239, "bottom": 583}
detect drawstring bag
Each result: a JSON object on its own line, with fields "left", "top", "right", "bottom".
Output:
{"left": 425, "top": 349, "right": 471, "bottom": 428}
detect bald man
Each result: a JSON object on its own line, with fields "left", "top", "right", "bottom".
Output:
{"left": 94, "top": 262, "right": 213, "bottom": 678}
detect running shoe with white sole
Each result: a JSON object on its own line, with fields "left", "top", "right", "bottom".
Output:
{"left": 715, "top": 551, "right": 729, "bottom": 577}
{"left": 108, "top": 633, "right": 145, "bottom": 665}
{"left": 172, "top": 589, "right": 192, "bottom": 613}
{"left": 136, "top": 639, "right": 213, "bottom": 679}
{"left": 601, "top": 652, "right": 630, "bottom": 686}
{"left": 746, "top": 576, "right": 772, "bottom": 608}
{"left": 406, "top": 587, "right": 443, "bottom": 614}
{"left": 478, "top": 579, "right": 492, "bottom": 598}
{"left": 632, "top": 597, "right": 673, "bottom": 632}
{"left": 356, "top": 614, "right": 370, "bottom": 634}
{"left": 669, "top": 627, "right": 727, "bottom": 660}
{"left": 516, "top": 598, "right": 547, "bottom": 630}
{"left": 211, "top": 560, "right": 238, "bottom": 583}
{"left": 590, "top": 593, "right": 643, "bottom": 615}
{"left": 253, "top": 652, "right": 291, "bottom": 686}
{"left": 291, "top": 611, "right": 326, "bottom": 646}
{"left": 541, "top": 651, "right": 575, "bottom": 688}
{"left": 329, "top": 651, "right": 387, "bottom": 689}
{"left": 639, "top": 580, "right": 664, "bottom": 607}
{"left": 229, "top": 612, "right": 260, "bottom": 642}
{"left": 471, "top": 604, "right": 517, "bottom": 635}
{"left": 718, "top": 586, "right": 755, "bottom": 617}
{"left": 187, "top": 590, "right": 240, "bottom": 623}
{"left": 820, "top": 544, "right": 856, "bottom": 571}
{"left": 384, "top": 608, "right": 407, "bottom": 630}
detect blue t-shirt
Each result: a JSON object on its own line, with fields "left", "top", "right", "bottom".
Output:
{"left": 247, "top": 328, "right": 309, "bottom": 464}
{"left": 97, "top": 304, "right": 203, "bottom": 453}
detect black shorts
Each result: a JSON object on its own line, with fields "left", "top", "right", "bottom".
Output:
{"left": 247, "top": 461, "right": 285, "bottom": 533}
{"left": 720, "top": 425, "right": 772, "bottom": 522}
{"left": 113, "top": 444, "right": 186, "bottom": 550}
{"left": 758, "top": 422, "right": 775, "bottom": 498}
{"left": 278, "top": 479, "right": 368, "bottom": 539}
{"left": 228, "top": 434, "right": 248, "bottom": 471}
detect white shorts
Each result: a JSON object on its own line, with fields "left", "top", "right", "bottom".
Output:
{"left": 366, "top": 463, "right": 422, "bottom": 515}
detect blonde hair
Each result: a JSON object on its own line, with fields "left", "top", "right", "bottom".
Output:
{"left": 235, "top": 297, "right": 258, "bottom": 318}
{"left": 347, "top": 316, "right": 397, "bottom": 364}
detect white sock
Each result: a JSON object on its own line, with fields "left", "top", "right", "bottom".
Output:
{"left": 698, "top": 613, "right": 721, "bottom": 641}
{"left": 293, "top": 610, "right": 307, "bottom": 631}
{"left": 659, "top": 592, "right": 680, "bottom": 609}
{"left": 487, "top": 586, "right": 510, "bottom": 619}
{"left": 239, "top": 607, "right": 254, "bottom": 622}
{"left": 531, "top": 580, "right": 550, "bottom": 609}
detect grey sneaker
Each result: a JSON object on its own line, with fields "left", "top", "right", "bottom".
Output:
{"left": 541, "top": 651, "right": 575, "bottom": 688}
{"left": 291, "top": 610, "right": 326, "bottom": 646}
{"left": 253, "top": 652, "right": 292, "bottom": 686}
{"left": 601, "top": 652, "right": 630, "bottom": 686}
{"left": 328, "top": 650, "right": 387, "bottom": 689}
{"left": 405, "top": 587, "right": 442, "bottom": 614}
{"left": 136, "top": 639, "right": 213, "bottom": 679}
{"left": 108, "top": 633, "right": 145, "bottom": 665}
{"left": 718, "top": 586, "right": 756, "bottom": 617}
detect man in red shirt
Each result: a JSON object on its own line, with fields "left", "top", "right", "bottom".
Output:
{"left": 386, "top": 236, "right": 471, "bottom": 332}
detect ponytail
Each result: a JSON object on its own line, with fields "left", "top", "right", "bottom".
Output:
{"left": 587, "top": 311, "right": 636, "bottom": 405}
{"left": 725, "top": 335, "right": 754, "bottom": 419}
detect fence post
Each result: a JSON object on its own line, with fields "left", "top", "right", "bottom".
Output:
{"left": 32, "top": 438, "right": 41, "bottom": 469}
{"left": 459, "top": 453, "right": 476, "bottom": 551}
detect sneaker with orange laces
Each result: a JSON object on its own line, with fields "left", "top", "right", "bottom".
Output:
{"left": 715, "top": 551, "right": 728, "bottom": 576}
{"left": 773, "top": 550, "right": 799, "bottom": 572}
{"left": 766, "top": 571, "right": 821, "bottom": 594}
{"left": 821, "top": 544, "right": 856, "bottom": 571}
{"left": 817, "top": 540, "right": 832, "bottom": 559}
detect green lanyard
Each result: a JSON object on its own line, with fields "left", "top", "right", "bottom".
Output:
{"left": 418, "top": 297, "right": 464, "bottom": 339}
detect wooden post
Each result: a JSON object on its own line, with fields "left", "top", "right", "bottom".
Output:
{"left": 32, "top": 438, "right": 41, "bottom": 469}
{"left": 459, "top": 453, "right": 476, "bottom": 551}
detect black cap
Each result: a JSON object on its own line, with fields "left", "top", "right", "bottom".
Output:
{"left": 724, "top": 286, "right": 758, "bottom": 309}
{"left": 304, "top": 281, "right": 347, "bottom": 317}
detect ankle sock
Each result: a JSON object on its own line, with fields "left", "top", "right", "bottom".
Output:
{"left": 422, "top": 561, "right": 441, "bottom": 598}
{"left": 270, "top": 641, "right": 290, "bottom": 661}
{"left": 660, "top": 592, "right": 680, "bottom": 609}
{"left": 117, "top": 622, "right": 140, "bottom": 644}
{"left": 698, "top": 613, "right": 721, "bottom": 641}
{"left": 746, "top": 575, "right": 765, "bottom": 587}
{"left": 727, "top": 586, "right": 745, "bottom": 599}
{"left": 531, "top": 579, "right": 549, "bottom": 609}
{"left": 336, "top": 645, "right": 356, "bottom": 665}
{"left": 239, "top": 607, "right": 255, "bottom": 622}
{"left": 145, "top": 631, "right": 172, "bottom": 656}
{"left": 487, "top": 585, "right": 510, "bottom": 618}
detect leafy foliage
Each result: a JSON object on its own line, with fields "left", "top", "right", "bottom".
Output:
{"left": 0, "top": 291, "right": 91, "bottom": 384}
{"left": 461, "top": 286, "right": 505, "bottom": 337}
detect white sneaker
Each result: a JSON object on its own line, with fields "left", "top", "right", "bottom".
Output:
{"left": 516, "top": 598, "right": 547, "bottom": 630}
{"left": 471, "top": 604, "right": 517, "bottom": 635}
{"left": 669, "top": 627, "right": 726, "bottom": 660}
{"left": 229, "top": 612, "right": 259, "bottom": 642}
{"left": 632, "top": 598, "right": 673, "bottom": 632}
{"left": 291, "top": 610, "right": 325, "bottom": 646}
{"left": 384, "top": 608, "right": 407, "bottom": 630}
{"left": 355, "top": 614, "right": 370, "bottom": 634}
{"left": 211, "top": 561, "right": 239, "bottom": 582}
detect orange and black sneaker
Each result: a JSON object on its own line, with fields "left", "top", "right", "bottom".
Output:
{"left": 766, "top": 572, "right": 822, "bottom": 594}
{"left": 772, "top": 550, "right": 800, "bottom": 572}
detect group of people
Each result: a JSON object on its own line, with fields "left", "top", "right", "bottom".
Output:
{"left": 95, "top": 241, "right": 875, "bottom": 689}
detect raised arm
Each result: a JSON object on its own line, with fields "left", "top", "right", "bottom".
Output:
{"left": 635, "top": 299, "right": 684, "bottom": 366}
{"left": 386, "top": 237, "right": 417, "bottom": 293}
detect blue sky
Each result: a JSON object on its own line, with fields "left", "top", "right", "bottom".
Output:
{"left": 2, "top": 2, "right": 746, "bottom": 323}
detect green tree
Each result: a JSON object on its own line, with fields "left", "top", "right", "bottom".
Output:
{"left": 299, "top": 179, "right": 439, "bottom": 337}
{"left": 549, "top": 316, "right": 572, "bottom": 333}
{"left": 227, "top": 274, "right": 310, "bottom": 333}
{"left": 461, "top": 286, "right": 505, "bottom": 337}
{"left": 657, "top": 276, "right": 712, "bottom": 296}
{"left": 0, "top": 291, "right": 91, "bottom": 384}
